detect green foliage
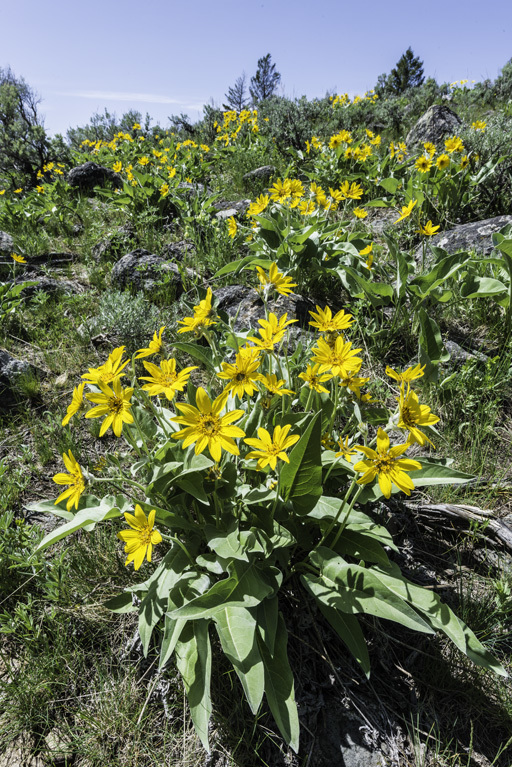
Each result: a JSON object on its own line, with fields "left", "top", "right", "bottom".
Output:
{"left": 376, "top": 47, "right": 425, "bottom": 97}
{"left": 28, "top": 299, "right": 506, "bottom": 753}
{"left": 0, "top": 67, "right": 69, "bottom": 190}
{"left": 493, "top": 57, "right": 512, "bottom": 103}
{"left": 250, "top": 54, "right": 281, "bottom": 103}
{"left": 88, "top": 289, "right": 172, "bottom": 351}
{"left": 223, "top": 72, "right": 251, "bottom": 112}
{"left": 67, "top": 107, "right": 153, "bottom": 151}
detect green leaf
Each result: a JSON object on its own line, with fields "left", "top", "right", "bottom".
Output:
{"left": 205, "top": 524, "right": 265, "bottom": 562}
{"left": 257, "top": 614, "right": 299, "bottom": 752}
{"left": 335, "top": 529, "right": 390, "bottom": 566}
{"left": 159, "top": 614, "right": 187, "bottom": 669}
{"left": 372, "top": 561, "right": 507, "bottom": 677}
{"left": 411, "top": 461, "right": 474, "bottom": 486}
{"left": 309, "top": 548, "right": 434, "bottom": 634}
{"left": 460, "top": 274, "right": 508, "bottom": 301}
{"left": 410, "top": 252, "right": 470, "bottom": 298}
{"left": 36, "top": 498, "right": 122, "bottom": 551}
{"left": 302, "top": 575, "right": 370, "bottom": 676}
{"left": 137, "top": 546, "right": 199, "bottom": 655}
{"left": 172, "top": 342, "right": 215, "bottom": 371}
{"left": 418, "top": 307, "right": 449, "bottom": 381}
{"left": 280, "top": 412, "right": 322, "bottom": 513}
{"left": 213, "top": 254, "right": 271, "bottom": 278}
{"left": 214, "top": 606, "right": 265, "bottom": 713}
{"left": 379, "top": 177, "right": 401, "bottom": 195}
{"left": 256, "top": 597, "right": 279, "bottom": 655}
{"left": 103, "top": 592, "right": 136, "bottom": 613}
{"left": 175, "top": 620, "right": 212, "bottom": 752}
{"left": 170, "top": 561, "right": 275, "bottom": 619}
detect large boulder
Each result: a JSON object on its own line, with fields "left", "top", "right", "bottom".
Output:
{"left": 0, "top": 230, "right": 14, "bottom": 255}
{"left": 0, "top": 231, "right": 16, "bottom": 278}
{"left": 406, "top": 105, "right": 462, "bottom": 147}
{"left": 0, "top": 349, "right": 42, "bottom": 408}
{"left": 243, "top": 165, "right": 275, "bottom": 182}
{"left": 111, "top": 248, "right": 201, "bottom": 297}
{"left": 413, "top": 214, "right": 512, "bottom": 265}
{"left": 67, "top": 162, "right": 122, "bottom": 192}
{"left": 214, "top": 284, "right": 316, "bottom": 337}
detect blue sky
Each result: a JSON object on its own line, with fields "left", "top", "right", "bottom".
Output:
{"left": 3, "top": 0, "right": 512, "bottom": 136}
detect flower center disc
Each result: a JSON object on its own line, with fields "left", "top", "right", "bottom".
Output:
{"left": 200, "top": 415, "right": 220, "bottom": 436}
{"left": 109, "top": 396, "right": 124, "bottom": 414}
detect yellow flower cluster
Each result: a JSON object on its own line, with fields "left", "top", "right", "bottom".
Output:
{"left": 214, "top": 109, "right": 259, "bottom": 146}
{"left": 330, "top": 90, "right": 378, "bottom": 108}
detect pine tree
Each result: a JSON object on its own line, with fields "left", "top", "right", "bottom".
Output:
{"left": 376, "top": 48, "right": 425, "bottom": 97}
{"left": 387, "top": 48, "right": 425, "bottom": 95}
{"left": 223, "top": 72, "right": 250, "bottom": 112}
{"left": 249, "top": 54, "right": 281, "bottom": 103}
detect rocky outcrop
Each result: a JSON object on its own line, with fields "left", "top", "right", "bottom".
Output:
{"left": 214, "top": 284, "right": 316, "bottom": 335}
{"left": 243, "top": 165, "right": 275, "bottom": 182}
{"left": 0, "top": 350, "right": 42, "bottom": 407}
{"left": 111, "top": 248, "right": 201, "bottom": 297}
{"left": 406, "top": 105, "right": 462, "bottom": 147}
{"left": 413, "top": 214, "right": 512, "bottom": 264}
{"left": 213, "top": 199, "right": 251, "bottom": 220}
{"left": 67, "top": 161, "right": 122, "bottom": 191}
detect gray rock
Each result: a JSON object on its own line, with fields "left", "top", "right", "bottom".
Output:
{"left": 366, "top": 209, "right": 396, "bottom": 235}
{"left": 0, "top": 350, "right": 42, "bottom": 407}
{"left": 111, "top": 248, "right": 201, "bottom": 297}
{"left": 213, "top": 199, "right": 251, "bottom": 217}
{"left": 16, "top": 275, "right": 80, "bottom": 297}
{"left": 67, "top": 161, "right": 122, "bottom": 191}
{"left": 214, "top": 285, "right": 315, "bottom": 336}
{"left": 413, "top": 214, "right": 512, "bottom": 265}
{"left": 443, "top": 339, "right": 489, "bottom": 367}
{"left": 160, "top": 240, "right": 196, "bottom": 262}
{"left": 91, "top": 226, "right": 138, "bottom": 262}
{"left": 243, "top": 165, "right": 276, "bottom": 182}
{"left": 44, "top": 727, "right": 74, "bottom": 766}
{"left": 406, "top": 105, "right": 462, "bottom": 147}
{"left": 0, "top": 230, "right": 14, "bottom": 255}
{"left": 176, "top": 181, "right": 213, "bottom": 197}
{"left": 0, "top": 231, "right": 17, "bottom": 278}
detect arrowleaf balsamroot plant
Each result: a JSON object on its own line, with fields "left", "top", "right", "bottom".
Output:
{"left": 29, "top": 272, "right": 507, "bottom": 754}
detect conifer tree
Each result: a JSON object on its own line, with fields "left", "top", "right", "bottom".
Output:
{"left": 223, "top": 72, "right": 250, "bottom": 112}
{"left": 376, "top": 48, "right": 425, "bottom": 96}
{"left": 250, "top": 54, "right": 281, "bottom": 103}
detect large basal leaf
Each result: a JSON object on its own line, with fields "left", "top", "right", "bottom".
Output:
{"left": 169, "top": 561, "right": 275, "bottom": 619}
{"left": 214, "top": 605, "right": 265, "bottom": 714}
{"left": 256, "top": 596, "right": 279, "bottom": 656}
{"left": 411, "top": 461, "right": 474, "bottom": 487}
{"left": 280, "top": 411, "right": 322, "bottom": 513}
{"left": 159, "top": 614, "right": 187, "bottom": 669}
{"left": 302, "top": 574, "right": 370, "bottom": 676}
{"left": 35, "top": 497, "right": 123, "bottom": 551}
{"left": 372, "top": 561, "right": 507, "bottom": 677}
{"left": 257, "top": 614, "right": 300, "bottom": 753}
{"left": 175, "top": 620, "right": 212, "bottom": 752}
{"left": 309, "top": 548, "right": 434, "bottom": 634}
{"left": 460, "top": 274, "right": 509, "bottom": 302}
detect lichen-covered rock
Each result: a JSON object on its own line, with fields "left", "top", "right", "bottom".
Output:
{"left": 111, "top": 248, "right": 201, "bottom": 297}
{"left": 0, "top": 230, "right": 14, "bottom": 255}
{"left": 214, "top": 284, "right": 316, "bottom": 337}
{"left": 406, "top": 105, "right": 462, "bottom": 147}
{"left": 413, "top": 214, "right": 512, "bottom": 264}
{"left": 0, "top": 350, "right": 42, "bottom": 408}
{"left": 67, "top": 161, "right": 122, "bottom": 191}
{"left": 214, "top": 199, "right": 251, "bottom": 219}
{"left": 243, "top": 165, "right": 275, "bottom": 182}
